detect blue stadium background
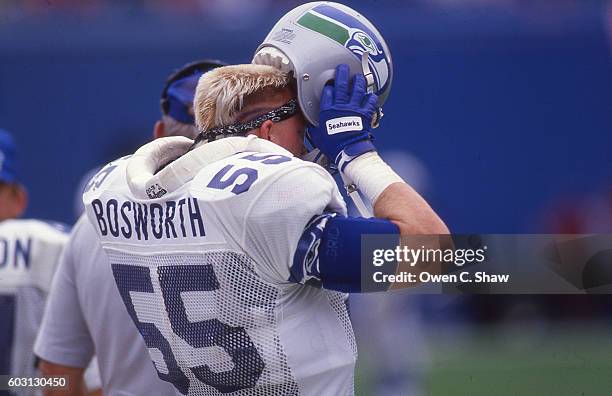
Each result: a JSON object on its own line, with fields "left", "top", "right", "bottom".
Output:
{"left": 2, "top": 1, "right": 611, "bottom": 232}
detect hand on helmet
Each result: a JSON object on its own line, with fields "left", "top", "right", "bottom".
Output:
{"left": 307, "top": 64, "right": 378, "bottom": 171}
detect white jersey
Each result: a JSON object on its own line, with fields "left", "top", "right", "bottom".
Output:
{"left": 0, "top": 219, "right": 67, "bottom": 395}
{"left": 83, "top": 137, "right": 357, "bottom": 396}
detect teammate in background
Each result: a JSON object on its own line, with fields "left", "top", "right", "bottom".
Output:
{"left": 0, "top": 130, "right": 101, "bottom": 396}
{"left": 34, "top": 60, "right": 225, "bottom": 396}
{"left": 71, "top": 60, "right": 218, "bottom": 220}
{"left": 0, "top": 131, "right": 27, "bottom": 222}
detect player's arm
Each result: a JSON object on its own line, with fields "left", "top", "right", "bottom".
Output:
{"left": 240, "top": 162, "right": 435, "bottom": 292}
{"left": 308, "top": 64, "right": 449, "bottom": 235}
{"left": 38, "top": 360, "right": 101, "bottom": 396}
{"left": 38, "top": 360, "right": 86, "bottom": 396}
{"left": 292, "top": 64, "right": 449, "bottom": 292}
{"left": 361, "top": 164, "right": 448, "bottom": 235}
{"left": 34, "top": 218, "right": 98, "bottom": 395}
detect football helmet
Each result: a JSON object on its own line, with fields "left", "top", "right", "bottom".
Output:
{"left": 253, "top": 2, "right": 393, "bottom": 128}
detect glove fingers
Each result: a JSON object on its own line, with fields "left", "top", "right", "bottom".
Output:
{"left": 334, "top": 64, "right": 351, "bottom": 104}
{"left": 350, "top": 74, "right": 366, "bottom": 106}
{"left": 363, "top": 93, "right": 379, "bottom": 115}
{"left": 321, "top": 85, "right": 334, "bottom": 110}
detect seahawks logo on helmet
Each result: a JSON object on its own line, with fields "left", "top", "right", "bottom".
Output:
{"left": 352, "top": 31, "right": 377, "bottom": 54}
{"left": 296, "top": 4, "right": 391, "bottom": 95}
{"left": 346, "top": 30, "right": 390, "bottom": 96}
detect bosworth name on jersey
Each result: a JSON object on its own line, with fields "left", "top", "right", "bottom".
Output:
{"left": 90, "top": 197, "right": 206, "bottom": 241}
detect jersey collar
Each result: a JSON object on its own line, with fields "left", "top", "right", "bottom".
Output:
{"left": 127, "top": 135, "right": 293, "bottom": 200}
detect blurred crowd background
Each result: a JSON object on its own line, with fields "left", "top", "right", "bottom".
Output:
{"left": 2, "top": 0, "right": 612, "bottom": 395}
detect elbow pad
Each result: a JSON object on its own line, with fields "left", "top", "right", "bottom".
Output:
{"left": 290, "top": 214, "right": 399, "bottom": 292}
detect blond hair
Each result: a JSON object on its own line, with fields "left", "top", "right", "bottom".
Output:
{"left": 194, "top": 64, "right": 289, "bottom": 132}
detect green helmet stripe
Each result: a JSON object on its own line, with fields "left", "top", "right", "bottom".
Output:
{"left": 297, "top": 11, "right": 349, "bottom": 45}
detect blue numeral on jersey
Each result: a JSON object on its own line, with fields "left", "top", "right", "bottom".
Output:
{"left": 113, "top": 263, "right": 265, "bottom": 394}
{"left": 111, "top": 264, "right": 190, "bottom": 395}
{"left": 84, "top": 161, "right": 120, "bottom": 193}
{"left": 207, "top": 165, "right": 258, "bottom": 195}
{"left": 159, "top": 265, "right": 264, "bottom": 393}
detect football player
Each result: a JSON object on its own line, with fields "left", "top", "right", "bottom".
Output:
{"left": 78, "top": 3, "right": 448, "bottom": 391}
{"left": 83, "top": 3, "right": 448, "bottom": 395}
{"left": 0, "top": 130, "right": 101, "bottom": 396}
{"left": 34, "top": 60, "right": 225, "bottom": 396}
{"left": 81, "top": 61, "right": 446, "bottom": 394}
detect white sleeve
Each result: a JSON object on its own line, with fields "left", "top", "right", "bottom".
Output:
{"left": 240, "top": 164, "right": 346, "bottom": 284}
{"left": 34, "top": 220, "right": 95, "bottom": 368}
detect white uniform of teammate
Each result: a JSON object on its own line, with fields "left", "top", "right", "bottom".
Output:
{"left": 0, "top": 220, "right": 101, "bottom": 396}
{"left": 82, "top": 136, "right": 357, "bottom": 395}
{"left": 34, "top": 215, "right": 176, "bottom": 395}
{"left": 0, "top": 220, "right": 66, "bottom": 396}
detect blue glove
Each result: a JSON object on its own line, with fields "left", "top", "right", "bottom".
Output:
{"left": 307, "top": 64, "right": 378, "bottom": 171}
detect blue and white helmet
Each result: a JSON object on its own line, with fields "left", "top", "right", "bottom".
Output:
{"left": 253, "top": 2, "right": 393, "bottom": 127}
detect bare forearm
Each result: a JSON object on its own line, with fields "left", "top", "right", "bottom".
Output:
{"left": 374, "top": 182, "right": 450, "bottom": 286}
{"left": 343, "top": 152, "right": 449, "bottom": 288}
{"left": 374, "top": 182, "right": 449, "bottom": 235}
{"left": 344, "top": 152, "right": 449, "bottom": 235}
{"left": 39, "top": 360, "right": 86, "bottom": 396}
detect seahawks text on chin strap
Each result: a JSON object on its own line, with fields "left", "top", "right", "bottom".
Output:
{"left": 342, "top": 173, "right": 372, "bottom": 218}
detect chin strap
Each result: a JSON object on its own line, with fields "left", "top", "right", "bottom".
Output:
{"left": 302, "top": 131, "right": 374, "bottom": 218}
{"left": 361, "top": 52, "right": 375, "bottom": 94}
{"left": 361, "top": 52, "right": 383, "bottom": 129}
{"left": 340, "top": 171, "right": 373, "bottom": 218}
